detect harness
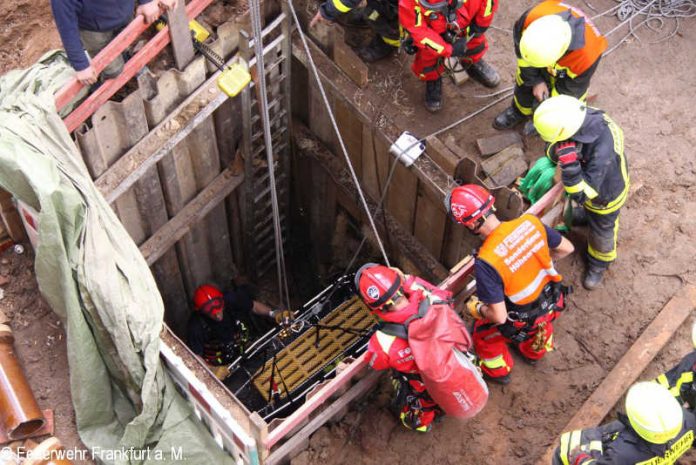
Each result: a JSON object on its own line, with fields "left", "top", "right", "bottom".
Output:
{"left": 496, "top": 281, "right": 571, "bottom": 343}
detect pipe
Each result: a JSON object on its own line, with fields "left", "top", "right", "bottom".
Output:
{"left": 0, "top": 324, "right": 45, "bottom": 440}
{"left": 24, "top": 437, "right": 75, "bottom": 465}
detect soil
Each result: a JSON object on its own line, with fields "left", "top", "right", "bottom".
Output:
{"left": 0, "top": 0, "right": 695, "bottom": 465}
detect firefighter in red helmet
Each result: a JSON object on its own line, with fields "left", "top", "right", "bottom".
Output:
{"left": 399, "top": 0, "right": 500, "bottom": 112}
{"left": 445, "top": 185, "right": 574, "bottom": 384}
{"left": 355, "top": 263, "right": 450, "bottom": 432}
{"left": 187, "top": 282, "right": 279, "bottom": 367}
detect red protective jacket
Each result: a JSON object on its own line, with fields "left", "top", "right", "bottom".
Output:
{"left": 399, "top": 0, "right": 497, "bottom": 58}
{"left": 366, "top": 275, "right": 452, "bottom": 390}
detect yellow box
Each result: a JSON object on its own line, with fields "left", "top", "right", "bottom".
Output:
{"left": 188, "top": 20, "right": 210, "bottom": 43}
{"left": 217, "top": 63, "right": 252, "bottom": 97}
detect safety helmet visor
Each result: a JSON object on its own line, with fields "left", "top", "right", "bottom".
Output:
{"left": 625, "top": 382, "right": 683, "bottom": 444}
{"left": 418, "top": 0, "right": 450, "bottom": 12}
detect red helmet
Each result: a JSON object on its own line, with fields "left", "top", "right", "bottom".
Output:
{"left": 445, "top": 185, "right": 495, "bottom": 228}
{"left": 193, "top": 284, "right": 224, "bottom": 320}
{"left": 354, "top": 263, "right": 404, "bottom": 310}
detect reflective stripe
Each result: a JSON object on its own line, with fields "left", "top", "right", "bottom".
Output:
{"left": 554, "top": 64, "right": 577, "bottom": 79}
{"left": 589, "top": 440, "right": 602, "bottom": 452}
{"left": 559, "top": 431, "right": 572, "bottom": 465}
{"left": 585, "top": 115, "right": 629, "bottom": 214}
{"left": 514, "top": 94, "right": 534, "bottom": 115}
{"left": 564, "top": 180, "right": 599, "bottom": 199}
{"left": 367, "top": 10, "right": 379, "bottom": 20}
{"left": 376, "top": 331, "right": 396, "bottom": 353}
{"left": 671, "top": 371, "right": 694, "bottom": 398}
{"left": 331, "top": 0, "right": 352, "bottom": 12}
{"left": 484, "top": 0, "right": 493, "bottom": 16}
{"left": 414, "top": 6, "right": 422, "bottom": 26}
{"left": 656, "top": 374, "right": 670, "bottom": 388}
{"left": 588, "top": 216, "right": 619, "bottom": 262}
{"left": 481, "top": 354, "right": 507, "bottom": 370}
{"left": 421, "top": 38, "right": 445, "bottom": 53}
{"left": 545, "top": 333, "right": 554, "bottom": 352}
{"left": 507, "top": 267, "right": 559, "bottom": 304}
{"left": 382, "top": 36, "right": 401, "bottom": 47}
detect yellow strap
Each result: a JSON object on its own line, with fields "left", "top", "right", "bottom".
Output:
{"left": 421, "top": 37, "right": 445, "bottom": 54}
{"left": 414, "top": 6, "right": 422, "bottom": 27}
{"left": 331, "top": 0, "right": 352, "bottom": 13}
{"left": 656, "top": 374, "right": 670, "bottom": 388}
{"left": 382, "top": 36, "right": 401, "bottom": 47}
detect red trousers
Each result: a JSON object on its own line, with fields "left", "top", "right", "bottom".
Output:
{"left": 412, "top": 34, "right": 489, "bottom": 81}
{"left": 472, "top": 311, "right": 559, "bottom": 380}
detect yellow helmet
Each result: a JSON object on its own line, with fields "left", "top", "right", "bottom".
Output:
{"left": 520, "top": 15, "right": 572, "bottom": 68}
{"left": 625, "top": 382, "right": 683, "bottom": 444}
{"left": 533, "top": 95, "right": 587, "bottom": 143}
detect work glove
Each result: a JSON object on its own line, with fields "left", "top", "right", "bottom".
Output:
{"left": 450, "top": 37, "right": 469, "bottom": 57}
{"left": 466, "top": 296, "right": 484, "bottom": 320}
{"left": 553, "top": 141, "right": 579, "bottom": 166}
{"left": 519, "top": 157, "right": 556, "bottom": 203}
{"left": 272, "top": 309, "right": 293, "bottom": 326}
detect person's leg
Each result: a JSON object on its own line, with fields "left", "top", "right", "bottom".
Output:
{"left": 358, "top": 0, "right": 399, "bottom": 62}
{"left": 584, "top": 208, "right": 621, "bottom": 289}
{"left": 412, "top": 49, "right": 444, "bottom": 112}
{"left": 79, "top": 29, "right": 124, "bottom": 79}
{"left": 473, "top": 320, "right": 513, "bottom": 383}
{"left": 462, "top": 34, "right": 499, "bottom": 88}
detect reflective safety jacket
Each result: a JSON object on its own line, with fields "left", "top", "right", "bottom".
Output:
{"left": 549, "top": 109, "right": 630, "bottom": 214}
{"left": 656, "top": 351, "right": 696, "bottom": 408}
{"left": 399, "top": 0, "right": 496, "bottom": 58}
{"left": 514, "top": 1, "right": 607, "bottom": 82}
{"left": 554, "top": 412, "right": 696, "bottom": 465}
{"left": 477, "top": 214, "right": 562, "bottom": 307}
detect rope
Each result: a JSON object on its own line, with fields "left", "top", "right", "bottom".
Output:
{"left": 287, "top": 0, "right": 392, "bottom": 266}
{"left": 249, "top": 0, "right": 291, "bottom": 309}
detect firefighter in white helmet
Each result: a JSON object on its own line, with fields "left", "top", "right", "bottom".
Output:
{"left": 553, "top": 382, "right": 696, "bottom": 465}
{"left": 533, "top": 95, "right": 629, "bottom": 290}
{"left": 493, "top": 1, "right": 607, "bottom": 131}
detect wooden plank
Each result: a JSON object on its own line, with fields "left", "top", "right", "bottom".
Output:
{"left": 0, "top": 190, "right": 26, "bottom": 242}
{"left": 480, "top": 145, "right": 528, "bottom": 188}
{"left": 413, "top": 192, "right": 447, "bottom": 259}
{"left": 538, "top": 285, "right": 696, "bottom": 465}
{"left": 139, "top": 167, "right": 244, "bottom": 265}
{"left": 333, "top": 38, "right": 368, "bottom": 88}
{"left": 476, "top": 131, "right": 522, "bottom": 158}
{"left": 266, "top": 371, "right": 380, "bottom": 464}
{"left": 334, "top": 99, "right": 363, "bottom": 175}
{"left": 426, "top": 136, "right": 460, "bottom": 177}
{"left": 167, "top": 0, "right": 196, "bottom": 70}
{"left": 386, "top": 152, "right": 417, "bottom": 235}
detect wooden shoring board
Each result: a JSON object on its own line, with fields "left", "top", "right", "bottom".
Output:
{"left": 94, "top": 26, "right": 284, "bottom": 204}
{"left": 139, "top": 166, "right": 244, "bottom": 265}
{"left": 538, "top": 285, "right": 696, "bottom": 465}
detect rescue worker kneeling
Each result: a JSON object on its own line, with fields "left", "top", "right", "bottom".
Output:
{"left": 355, "top": 264, "right": 449, "bottom": 432}
{"left": 553, "top": 382, "right": 696, "bottom": 465}
{"left": 445, "top": 185, "right": 574, "bottom": 384}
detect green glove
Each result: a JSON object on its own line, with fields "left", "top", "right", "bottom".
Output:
{"left": 520, "top": 157, "right": 556, "bottom": 203}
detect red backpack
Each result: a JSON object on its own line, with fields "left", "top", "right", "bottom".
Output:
{"left": 381, "top": 298, "right": 488, "bottom": 419}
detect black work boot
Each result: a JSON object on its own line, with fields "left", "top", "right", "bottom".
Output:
{"left": 583, "top": 266, "right": 606, "bottom": 290}
{"left": 357, "top": 35, "right": 396, "bottom": 63}
{"left": 483, "top": 372, "right": 511, "bottom": 385}
{"left": 466, "top": 59, "right": 500, "bottom": 88}
{"left": 425, "top": 78, "right": 443, "bottom": 113}
{"left": 493, "top": 105, "right": 526, "bottom": 130}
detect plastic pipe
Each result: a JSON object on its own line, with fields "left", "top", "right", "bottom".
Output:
{"left": 0, "top": 324, "right": 45, "bottom": 440}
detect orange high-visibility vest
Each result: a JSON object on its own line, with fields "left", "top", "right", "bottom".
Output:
{"left": 478, "top": 214, "right": 562, "bottom": 306}
{"left": 522, "top": 1, "right": 607, "bottom": 76}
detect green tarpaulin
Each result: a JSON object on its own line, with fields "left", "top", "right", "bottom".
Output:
{"left": 0, "top": 51, "right": 234, "bottom": 465}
